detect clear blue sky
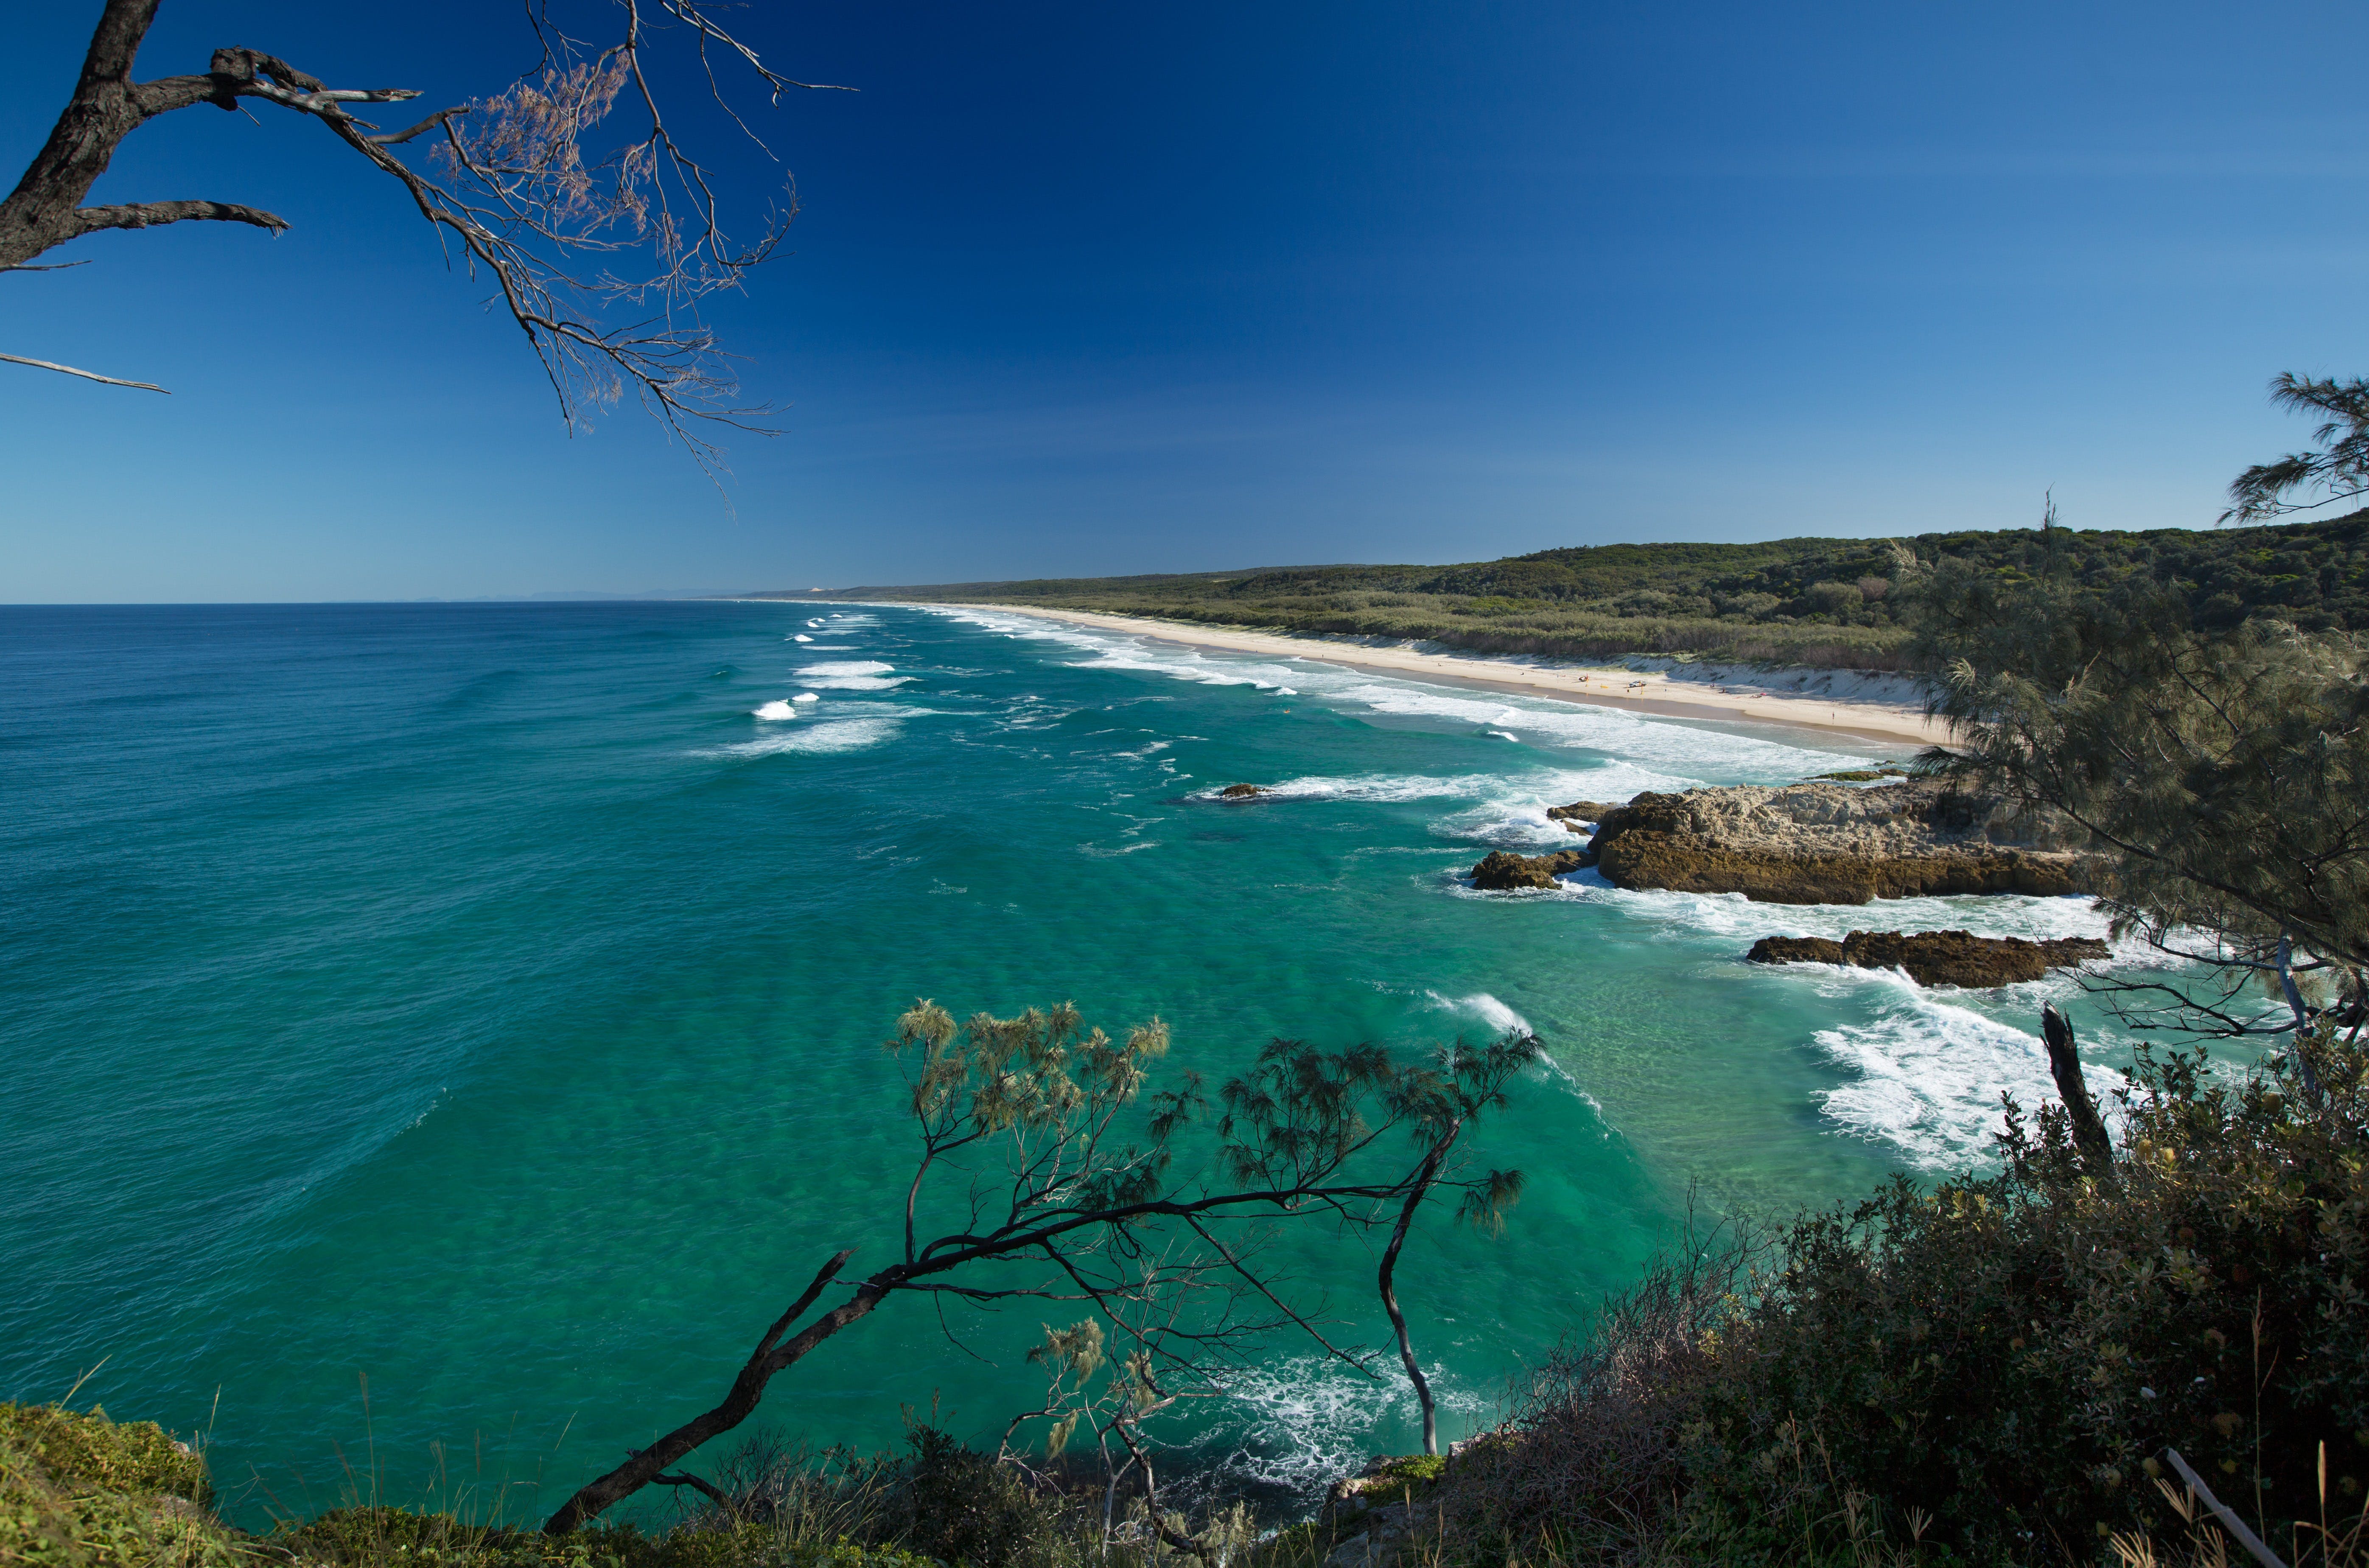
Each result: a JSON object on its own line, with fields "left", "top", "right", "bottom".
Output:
{"left": 6, "top": 0, "right": 2368, "bottom": 601}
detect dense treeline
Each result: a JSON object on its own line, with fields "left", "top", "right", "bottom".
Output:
{"left": 805, "top": 510, "right": 2369, "bottom": 671}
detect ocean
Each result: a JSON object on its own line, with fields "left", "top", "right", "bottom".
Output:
{"left": 0, "top": 600, "right": 2132, "bottom": 1523}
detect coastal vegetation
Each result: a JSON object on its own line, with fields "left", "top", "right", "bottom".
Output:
{"left": 541, "top": 1001, "right": 1541, "bottom": 1541}
{"left": 21, "top": 588, "right": 2369, "bottom": 1567}
{"left": 823, "top": 510, "right": 2369, "bottom": 673}
{"left": 20, "top": 1019, "right": 2369, "bottom": 1567}
{"left": 22, "top": 388, "right": 2369, "bottom": 1566}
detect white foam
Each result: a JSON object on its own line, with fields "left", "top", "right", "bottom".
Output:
{"left": 1425, "top": 991, "right": 1532, "bottom": 1037}
{"left": 1575, "top": 883, "right": 2116, "bottom": 947}
{"left": 806, "top": 619, "right": 825, "bottom": 627}
{"left": 1331, "top": 681, "right": 1860, "bottom": 778}
{"left": 794, "top": 692, "right": 820, "bottom": 703}
{"left": 752, "top": 700, "right": 798, "bottom": 720}
{"left": 1805, "top": 975, "right": 2124, "bottom": 1167}
{"left": 916, "top": 605, "right": 1870, "bottom": 784}
{"left": 1190, "top": 771, "right": 1507, "bottom": 805}
{"left": 792, "top": 634, "right": 813, "bottom": 642}
{"left": 1196, "top": 1354, "right": 1487, "bottom": 1508}
{"left": 794, "top": 660, "right": 912, "bottom": 692}
{"left": 708, "top": 718, "right": 901, "bottom": 757}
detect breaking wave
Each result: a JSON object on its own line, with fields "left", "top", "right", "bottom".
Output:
{"left": 709, "top": 718, "right": 902, "bottom": 757}
{"left": 1807, "top": 974, "right": 2125, "bottom": 1168}
{"left": 1424, "top": 990, "right": 1533, "bottom": 1036}
{"left": 917, "top": 605, "right": 1874, "bottom": 788}
{"left": 794, "top": 661, "right": 912, "bottom": 692}
{"left": 1175, "top": 1355, "right": 1489, "bottom": 1514}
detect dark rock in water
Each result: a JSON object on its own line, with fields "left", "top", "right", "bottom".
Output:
{"left": 1546, "top": 800, "right": 1618, "bottom": 833}
{"left": 1746, "top": 929, "right": 2111, "bottom": 987}
{"left": 1583, "top": 778, "right": 2097, "bottom": 904}
{"left": 1218, "top": 783, "right": 1267, "bottom": 799}
{"left": 1470, "top": 848, "right": 1593, "bottom": 890}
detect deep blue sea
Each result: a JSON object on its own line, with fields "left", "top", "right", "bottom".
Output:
{"left": 1, "top": 601, "right": 2132, "bottom": 1523}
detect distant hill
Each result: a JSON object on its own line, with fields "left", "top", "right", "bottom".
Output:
{"left": 757, "top": 512, "right": 2369, "bottom": 671}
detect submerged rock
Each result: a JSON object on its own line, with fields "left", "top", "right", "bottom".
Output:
{"left": 1469, "top": 848, "right": 1592, "bottom": 890}
{"left": 1579, "top": 778, "right": 2096, "bottom": 904}
{"left": 1218, "top": 783, "right": 1267, "bottom": 799}
{"left": 1746, "top": 929, "right": 2110, "bottom": 987}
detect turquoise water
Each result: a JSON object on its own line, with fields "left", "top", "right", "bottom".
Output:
{"left": 2, "top": 602, "right": 2128, "bottom": 1522}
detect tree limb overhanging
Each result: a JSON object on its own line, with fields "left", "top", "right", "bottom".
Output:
{"left": 3, "top": 0, "right": 847, "bottom": 471}
{"left": 1903, "top": 531, "right": 2369, "bottom": 1088}
{"left": 1370, "top": 1033, "right": 1537, "bottom": 1456}
{"left": 541, "top": 1002, "right": 1544, "bottom": 1536}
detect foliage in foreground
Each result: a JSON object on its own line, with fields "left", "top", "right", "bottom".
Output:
{"left": 0, "top": 1400, "right": 1235, "bottom": 1568}
{"left": 0, "top": 1401, "right": 238, "bottom": 1568}
{"left": 1419, "top": 1028, "right": 2369, "bottom": 1568}
{"left": 27, "top": 1028, "right": 2369, "bottom": 1567}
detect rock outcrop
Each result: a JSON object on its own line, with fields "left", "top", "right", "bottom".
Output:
{"left": 1218, "top": 783, "right": 1267, "bottom": 799}
{"left": 1469, "top": 848, "right": 1592, "bottom": 890}
{"left": 1577, "top": 778, "right": 2095, "bottom": 904}
{"left": 1321, "top": 1456, "right": 1447, "bottom": 1568}
{"left": 1747, "top": 929, "right": 2111, "bottom": 987}
{"left": 1546, "top": 800, "right": 1614, "bottom": 832}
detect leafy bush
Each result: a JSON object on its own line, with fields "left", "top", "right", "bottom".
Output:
{"left": 1429, "top": 1028, "right": 2369, "bottom": 1566}
{"left": 0, "top": 1403, "right": 237, "bottom": 1568}
{"left": 264, "top": 1510, "right": 936, "bottom": 1568}
{"left": 873, "top": 1427, "right": 1067, "bottom": 1567}
{"left": 0, "top": 1404, "right": 212, "bottom": 1506}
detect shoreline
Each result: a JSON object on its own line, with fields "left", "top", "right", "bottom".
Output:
{"left": 912, "top": 602, "right": 1954, "bottom": 750}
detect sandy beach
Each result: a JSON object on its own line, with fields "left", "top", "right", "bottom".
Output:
{"left": 936, "top": 603, "right": 1952, "bottom": 750}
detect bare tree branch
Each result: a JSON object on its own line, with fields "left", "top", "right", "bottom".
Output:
{"left": 73, "top": 199, "right": 287, "bottom": 237}
{"left": 3, "top": 0, "right": 842, "bottom": 477}
{"left": 0, "top": 350, "right": 164, "bottom": 391}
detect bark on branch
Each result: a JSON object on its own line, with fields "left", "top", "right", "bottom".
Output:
{"left": 72, "top": 199, "right": 288, "bottom": 238}
{"left": 6, "top": 0, "right": 825, "bottom": 467}
{"left": 543, "top": 1249, "right": 861, "bottom": 1533}
{"left": 0, "top": 350, "right": 165, "bottom": 391}
{"left": 2040, "top": 1005, "right": 2113, "bottom": 1171}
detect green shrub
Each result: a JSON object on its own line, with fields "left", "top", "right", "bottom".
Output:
{"left": 873, "top": 1426, "right": 1066, "bottom": 1567}
{"left": 1431, "top": 1028, "right": 2369, "bottom": 1565}
{"left": 0, "top": 1405, "right": 212, "bottom": 1507}
{"left": 264, "top": 1509, "right": 936, "bottom": 1568}
{"left": 0, "top": 1404, "right": 238, "bottom": 1568}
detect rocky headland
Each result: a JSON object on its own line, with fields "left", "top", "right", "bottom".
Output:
{"left": 1570, "top": 777, "right": 2095, "bottom": 904}
{"left": 1746, "top": 929, "right": 2111, "bottom": 987}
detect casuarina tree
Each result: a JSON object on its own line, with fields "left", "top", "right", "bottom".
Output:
{"left": 544, "top": 1000, "right": 1541, "bottom": 1533}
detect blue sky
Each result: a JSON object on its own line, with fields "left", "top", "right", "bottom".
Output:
{"left": 6, "top": 0, "right": 2369, "bottom": 601}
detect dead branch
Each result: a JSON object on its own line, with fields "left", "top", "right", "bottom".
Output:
{"left": 3, "top": 0, "right": 839, "bottom": 473}
{"left": 0, "top": 350, "right": 165, "bottom": 391}
{"left": 2039, "top": 1005, "right": 2113, "bottom": 1172}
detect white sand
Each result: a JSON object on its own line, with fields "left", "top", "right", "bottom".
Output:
{"left": 937, "top": 604, "right": 1953, "bottom": 750}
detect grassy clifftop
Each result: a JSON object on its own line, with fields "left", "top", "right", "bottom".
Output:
{"left": 781, "top": 511, "right": 2369, "bottom": 672}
